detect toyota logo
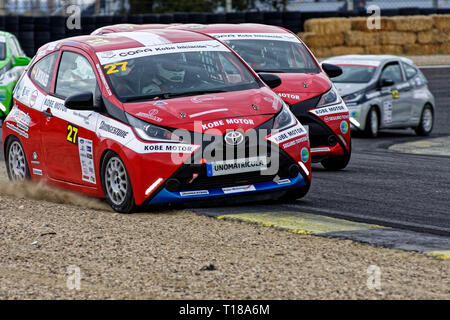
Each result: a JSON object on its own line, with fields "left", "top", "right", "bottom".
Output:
{"left": 224, "top": 131, "right": 244, "bottom": 146}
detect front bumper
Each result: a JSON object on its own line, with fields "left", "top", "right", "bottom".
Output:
{"left": 290, "top": 96, "right": 351, "bottom": 161}
{"left": 149, "top": 172, "right": 307, "bottom": 204}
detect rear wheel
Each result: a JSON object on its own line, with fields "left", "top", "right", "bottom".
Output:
{"left": 321, "top": 141, "right": 351, "bottom": 170}
{"left": 101, "top": 151, "right": 135, "bottom": 213}
{"left": 415, "top": 104, "right": 434, "bottom": 136}
{"left": 5, "top": 136, "right": 30, "bottom": 181}
{"left": 364, "top": 107, "right": 379, "bottom": 138}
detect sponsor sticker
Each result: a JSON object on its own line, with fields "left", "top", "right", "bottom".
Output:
{"left": 310, "top": 104, "right": 348, "bottom": 117}
{"left": 383, "top": 101, "right": 393, "bottom": 123}
{"left": 201, "top": 118, "right": 255, "bottom": 130}
{"left": 275, "top": 178, "right": 291, "bottom": 185}
{"left": 98, "top": 121, "right": 129, "bottom": 138}
{"left": 97, "top": 40, "right": 229, "bottom": 64}
{"left": 210, "top": 33, "right": 299, "bottom": 43}
{"left": 29, "top": 90, "right": 38, "bottom": 107}
{"left": 267, "top": 123, "right": 307, "bottom": 144}
{"left": 32, "top": 168, "right": 43, "bottom": 176}
{"left": 324, "top": 114, "right": 349, "bottom": 122}
{"left": 78, "top": 137, "right": 96, "bottom": 184}
{"left": 282, "top": 136, "right": 308, "bottom": 149}
{"left": 222, "top": 185, "right": 256, "bottom": 194}
{"left": 179, "top": 190, "right": 209, "bottom": 196}
{"left": 301, "top": 147, "right": 309, "bottom": 163}
{"left": 136, "top": 109, "right": 163, "bottom": 122}
{"left": 142, "top": 143, "right": 199, "bottom": 154}
{"left": 6, "top": 122, "right": 28, "bottom": 138}
{"left": 340, "top": 121, "right": 349, "bottom": 134}
{"left": 278, "top": 93, "right": 300, "bottom": 101}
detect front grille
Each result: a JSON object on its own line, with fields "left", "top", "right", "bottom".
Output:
{"left": 169, "top": 150, "right": 297, "bottom": 191}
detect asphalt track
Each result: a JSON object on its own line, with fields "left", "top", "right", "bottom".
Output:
{"left": 191, "top": 66, "right": 450, "bottom": 256}
{"left": 0, "top": 67, "right": 449, "bottom": 255}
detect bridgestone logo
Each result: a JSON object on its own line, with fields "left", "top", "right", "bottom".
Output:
{"left": 99, "top": 121, "right": 128, "bottom": 138}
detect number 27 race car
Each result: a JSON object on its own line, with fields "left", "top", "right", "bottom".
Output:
{"left": 3, "top": 29, "right": 311, "bottom": 213}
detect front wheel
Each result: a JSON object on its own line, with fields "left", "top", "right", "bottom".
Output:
{"left": 364, "top": 107, "right": 379, "bottom": 138}
{"left": 415, "top": 105, "right": 434, "bottom": 136}
{"left": 5, "top": 136, "right": 30, "bottom": 181}
{"left": 101, "top": 151, "right": 135, "bottom": 213}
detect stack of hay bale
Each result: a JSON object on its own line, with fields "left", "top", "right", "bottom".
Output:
{"left": 299, "top": 15, "right": 450, "bottom": 57}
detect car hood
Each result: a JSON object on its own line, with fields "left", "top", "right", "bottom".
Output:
{"left": 123, "top": 87, "right": 282, "bottom": 134}
{"left": 271, "top": 72, "right": 332, "bottom": 105}
{"left": 334, "top": 83, "right": 368, "bottom": 97}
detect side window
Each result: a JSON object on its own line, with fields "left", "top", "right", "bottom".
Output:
{"left": 380, "top": 63, "right": 403, "bottom": 84}
{"left": 8, "top": 38, "right": 19, "bottom": 57}
{"left": 55, "top": 51, "right": 97, "bottom": 99}
{"left": 30, "top": 52, "right": 57, "bottom": 91}
{"left": 402, "top": 62, "right": 418, "bottom": 80}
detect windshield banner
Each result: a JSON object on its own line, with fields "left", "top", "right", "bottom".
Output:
{"left": 97, "top": 40, "right": 229, "bottom": 64}
{"left": 210, "top": 33, "right": 299, "bottom": 43}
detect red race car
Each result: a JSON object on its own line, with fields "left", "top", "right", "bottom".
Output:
{"left": 3, "top": 29, "right": 311, "bottom": 213}
{"left": 172, "top": 24, "right": 351, "bottom": 170}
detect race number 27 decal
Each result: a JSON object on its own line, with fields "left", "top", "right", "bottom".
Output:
{"left": 67, "top": 123, "right": 79, "bottom": 145}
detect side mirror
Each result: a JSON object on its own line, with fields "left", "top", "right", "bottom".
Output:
{"left": 258, "top": 73, "right": 282, "bottom": 89}
{"left": 13, "top": 56, "right": 31, "bottom": 67}
{"left": 380, "top": 78, "right": 395, "bottom": 87}
{"left": 65, "top": 92, "right": 94, "bottom": 110}
{"left": 322, "top": 63, "right": 343, "bottom": 78}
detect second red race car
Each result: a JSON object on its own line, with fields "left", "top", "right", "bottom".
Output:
{"left": 3, "top": 29, "right": 311, "bottom": 213}
{"left": 172, "top": 24, "right": 352, "bottom": 170}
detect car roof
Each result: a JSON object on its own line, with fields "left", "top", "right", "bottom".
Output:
{"left": 0, "top": 30, "right": 14, "bottom": 39}
{"left": 53, "top": 29, "right": 214, "bottom": 53}
{"left": 170, "top": 23, "right": 289, "bottom": 34}
{"left": 325, "top": 54, "right": 415, "bottom": 67}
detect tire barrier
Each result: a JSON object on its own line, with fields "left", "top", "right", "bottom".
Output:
{"left": 4, "top": 9, "right": 450, "bottom": 57}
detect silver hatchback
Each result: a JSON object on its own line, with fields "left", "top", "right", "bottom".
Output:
{"left": 323, "top": 55, "right": 435, "bottom": 137}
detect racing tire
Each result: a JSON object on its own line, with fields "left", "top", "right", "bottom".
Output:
{"left": 101, "top": 151, "right": 136, "bottom": 213}
{"left": 5, "top": 136, "right": 31, "bottom": 182}
{"left": 415, "top": 104, "right": 434, "bottom": 136}
{"left": 364, "top": 106, "right": 379, "bottom": 138}
{"left": 320, "top": 142, "right": 352, "bottom": 171}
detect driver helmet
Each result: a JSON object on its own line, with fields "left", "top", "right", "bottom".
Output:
{"left": 156, "top": 55, "right": 186, "bottom": 83}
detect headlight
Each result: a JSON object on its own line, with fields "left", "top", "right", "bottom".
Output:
{"left": 343, "top": 91, "right": 364, "bottom": 102}
{"left": 273, "top": 103, "right": 297, "bottom": 130}
{"left": 316, "top": 87, "right": 341, "bottom": 108}
{"left": 126, "top": 113, "right": 180, "bottom": 142}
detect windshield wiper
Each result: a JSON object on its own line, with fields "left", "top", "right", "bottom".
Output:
{"left": 124, "top": 94, "right": 162, "bottom": 102}
{"left": 161, "top": 89, "right": 228, "bottom": 99}
{"left": 254, "top": 69, "right": 286, "bottom": 73}
{"left": 124, "top": 89, "right": 231, "bottom": 103}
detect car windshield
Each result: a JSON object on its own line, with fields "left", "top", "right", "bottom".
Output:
{"left": 332, "top": 65, "right": 377, "bottom": 83}
{"left": 98, "top": 41, "right": 260, "bottom": 102}
{"left": 221, "top": 36, "right": 319, "bottom": 74}
{"left": 0, "top": 42, "right": 5, "bottom": 60}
